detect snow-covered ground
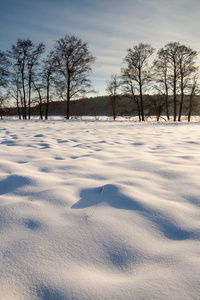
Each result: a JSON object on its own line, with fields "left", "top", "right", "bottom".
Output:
{"left": 0, "top": 119, "right": 200, "bottom": 300}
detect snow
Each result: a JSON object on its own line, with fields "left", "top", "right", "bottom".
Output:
{"left": 0, "top": 119, "right": 200, "bottom": 300}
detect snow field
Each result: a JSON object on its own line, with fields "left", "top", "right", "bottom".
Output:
{"left": 0, "top": 120, "right": 200, "bottom": 300}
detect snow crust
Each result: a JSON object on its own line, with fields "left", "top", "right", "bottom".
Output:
{"left": 0, "top": 119, "right": 200, "bottom": 300}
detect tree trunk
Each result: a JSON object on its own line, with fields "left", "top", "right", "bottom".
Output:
{"left": 139, "top": 88, "right": 144, "bottom": 121}
{"left": 39, "top": 101, "right": 43, "bottom": 120}
{"left": 188, "top": 91, "right": 193, "bottom": 122}
{"left": 178, "top": 75, "right": 184, "bottom": 121}
{"left": 38, "top": 92, "right": 43, "bottom": 120}
{"left": 173, "top": 71, "right": 177, "bottom": 121}
{"left": 28, "top": 74, "right": 31, "bottom": 119}
{"left": 45, "top": 78, "right": 50, "bottom": 120}
{"left": 20, "top": 93, "right": 25, "bottom": 120}
{"left": 113, "top": 97, "right": 116, "bottom": 120}
{"left": 66, "top": 77, "right": 70, "bottom": 119}
{"left": 188, "top": 111, "right": 191, "bottom": 122}
{"left": 139, "top": 68, "right": 144, "bottom": 121}
{"left": 137, "top": 101, "right": 141, "bottom": 121}
{"left": 21, "top": 70, "right": 26, "bottom": 119}
{"left": 16, "top": 88, "right": 21, "bottom": 120}
{"left": 130, "top": 83, "right": 141, "bottom": 121}
{"left": 164, "top": 81, "right": 169, "bottom": 120}
{"left": 188, "top": 84, "right": 195, "bottom": 122}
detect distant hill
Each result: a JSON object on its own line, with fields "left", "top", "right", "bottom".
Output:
{"left": 33, "top": 95, "right": 200, "bottom": 118}
{"left": 4, "top": 94, "right": 200, "bottom": 119}
{"left": 5, "top": 95, "right": 135, "bottom": 118}
{"left": 45, "top": 96, "right": 135, "bottom": 117}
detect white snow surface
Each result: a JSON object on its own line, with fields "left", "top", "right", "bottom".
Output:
{"left": 0, "top": 119, "right": 200, "bottom": 300}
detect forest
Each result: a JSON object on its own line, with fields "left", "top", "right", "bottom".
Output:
{"left": 0, "top": 35, "right": 199, "bottom": 121}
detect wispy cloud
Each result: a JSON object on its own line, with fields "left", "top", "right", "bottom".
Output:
{"left": 0, "top": 0, "right": 200, "bottom": 95}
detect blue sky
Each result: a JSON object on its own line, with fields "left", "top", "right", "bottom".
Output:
{"left": 0, "top": 0, "right": 200, "bottom": 96}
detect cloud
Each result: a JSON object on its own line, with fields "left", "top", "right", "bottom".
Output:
{"left": 0, "top": 0, "right": 200, "bottom": 95}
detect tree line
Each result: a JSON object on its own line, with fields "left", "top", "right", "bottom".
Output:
{"left": 0, "top": 35, "right": 199, "bottom": 121}
{"left": 0, "top": 35, "right": 95, "bottom": 120}
{"left": 107, "top": 42, "right": 199, "bottom": 121}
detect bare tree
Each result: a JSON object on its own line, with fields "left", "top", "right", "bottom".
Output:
{"left": 177, "top": 45, "right": 198, "bottom": 121}
{"left": 8, "top": 39, "right": 31, "bottom": 118}
{"left": 153, "top": 49, "right": 170, "bottom": 120}
{"left": 121, "top": 69, "right": 141, "bottom": 120}
{"left": 106, "top": 74, "right": 121, "bottom": 120}
{"left": 27, "top": 42, "right": 45, "bottom": 119}
{"left": 7, "top": 69, "right": 22, "bottom": 119}
{"left": 53, "top": 35, "right": 95, "bottom": 119}
{"left": 41, "top": 51, "right": 57, "bottom": 119}
{"left": 8, "top": 39, "right": 45, "bottom": 119}
{"left": 122, "top": 43, "right": 155, "bottom": 121}
{"left": 157, "top": 42, "right": 198, "bottom": 121}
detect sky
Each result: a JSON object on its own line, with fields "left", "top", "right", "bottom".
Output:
{"left": 0, "top": 0, "right": 200, "bottom": 96}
